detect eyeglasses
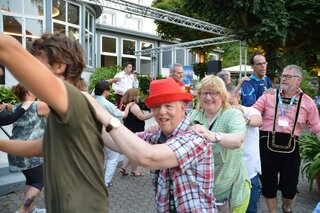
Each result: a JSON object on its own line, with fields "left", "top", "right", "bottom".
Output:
{"left": 280, "top": 74, "right": 301, "bottom": 80}
{"left": 200, "top": 91, "right": 219, "bottom": 98}
{"left": 254, "top": 62, "right": 268, "bottom": 67}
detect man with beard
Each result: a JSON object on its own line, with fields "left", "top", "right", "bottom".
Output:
{"left": 253, "top": 65, "right": 320, "bottom": 213}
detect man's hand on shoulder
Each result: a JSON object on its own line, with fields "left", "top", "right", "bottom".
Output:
{"left": 263, "top": 88, "right": 276, "bottom": 95}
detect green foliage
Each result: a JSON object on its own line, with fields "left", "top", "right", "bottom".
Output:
{"left": 299, "top": 70, "right": 318, "bottom": 99}
{"left": 220, "top": 42, "right": 243, "bottom": 68}
{"left": 152, "top": 0, "right": 217, "bottom": 56}
{"left": 300, "top": 134, "right": 320, "bottom": 191}
{"left": 136, "top": 75, "right": 152, "bottom": 111}
{"left": 193, "top": 62, "right": 207, "bottom": 79}
{"left": 0, "top": 86, "right": 17, "bottom": 104}
{"left": 88, "top": 65, "right": 122, "bottom": 103}
{"left": 138, "top": 75, "right": 151, "bottom": 99}
{"left": 153, "top": 0, "right": 320, "bottom": 75}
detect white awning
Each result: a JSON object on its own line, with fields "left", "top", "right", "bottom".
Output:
{"left": 222, "top": 65, "right": 253, "bottom": 74}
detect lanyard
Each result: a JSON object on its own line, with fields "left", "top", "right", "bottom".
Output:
{"left": 278, "top": 92, "right": 295, "bottom": 117}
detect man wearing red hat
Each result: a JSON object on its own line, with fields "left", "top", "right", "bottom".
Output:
{"left": 98, "top": 78, "right": 216, "bottom": 212}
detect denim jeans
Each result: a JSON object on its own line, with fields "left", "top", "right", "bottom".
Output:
{"left": 246, "top": 174, "right": 261, "bottom": 213}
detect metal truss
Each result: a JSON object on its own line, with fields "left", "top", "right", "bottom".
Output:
{"left": 135, "top": 36, "right": 239, "bottom": 56}
{"left": 78, "top": 0, "right": 232, "bottom": 36}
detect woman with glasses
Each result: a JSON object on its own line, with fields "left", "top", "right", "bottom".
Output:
{"left": 189, "top": 75, "right": 249, "bottom": 213}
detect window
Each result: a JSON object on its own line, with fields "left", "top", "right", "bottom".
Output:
{"left": 122, "top": 39, "right": 136, "bottom": 55}
{"left": 1, "top": 0, "right": 44, "bottom": 46}
{"left": 188, "top": 51, "right": 197, "bottom": 65}
{"left": 141, "top": 41, "right": 153, "bottom": 57}
{"left": 84, "top": 9, "right": 94, "bottom": 67}
{"left": 0, "top": 0, "right": 45, "bottom": 85}
{"left": 0, "top": 0, "right": 23, "bottom": 13}
{"left": 53, "top": 0, "right": 80, "bottom": 41}
{"left": 122, "top": 39, "right": 136, "bottom": 69}
{"left": 121, "top": 57, "right": 136, "bottom": 70}
{"left": 176, "top": 49, "right": 185, "bottom": 65}
{"left": 140, "top": 59, "right": 151, "bottom": 75}
{"left": 102, "top": 37, "right": 116, "bottom": 53}
{"left": 101, "top": 55, "right": 117, "bottom": 67}
{"left": 101, "top": 36, "right": 117, "bottom": 67}
{"left": 99, "top": 12, "right": 115, "bottom": 25}
{"left": 162, "top": 51, "right": 172, "bottom": 68}
{"left": 140, "top": 41, "right": 153, "bottom": 75}
{"left": 124, "top": 16, "right": 141, "bottom": 31}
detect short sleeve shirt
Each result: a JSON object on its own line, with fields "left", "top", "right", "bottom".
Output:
{"left": 189, "top": 107, "right": 248, "bottom": 208}
{"left": 137, "top": 116, "right": 216, "bottom": 212}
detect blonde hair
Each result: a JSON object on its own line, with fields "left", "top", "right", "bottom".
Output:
{"left": 122, "top": 88, "right": 140, "bottom": 104}
{"left": 196, "top": 75, "right": 230, "bottom": 110}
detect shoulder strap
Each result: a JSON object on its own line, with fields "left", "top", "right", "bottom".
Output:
{"left": 272, "top": 89, "right": 279, "bottom": 132}
{"left": 291, "top": 92, "right": 303, "bottom": 135}
{"left": 272, "top": 90, "right": 303, "bottom": 136}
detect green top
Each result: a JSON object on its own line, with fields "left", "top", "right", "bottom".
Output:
{"left": 189, "top": 107, "right": 248, "bottom": 208}
{"left": 43, "top": 82, "right": 108, "bottom": 213}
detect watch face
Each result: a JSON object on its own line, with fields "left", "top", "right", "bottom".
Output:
{"left": 216, "top": 133, "right": 222, "bottom": 142}
{"left": 110, "top": 117, "right": 121, "bottom": 128}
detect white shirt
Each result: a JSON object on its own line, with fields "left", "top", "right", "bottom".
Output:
{"left": 241, "top": 105, "right": 262, "bottom": 179}
{"left": 111, "top": 71, "right": 139, "bottom": 95}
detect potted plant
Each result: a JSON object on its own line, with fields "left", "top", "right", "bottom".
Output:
{"left": 300, "top": 134, "right": 320, "bottom": 191}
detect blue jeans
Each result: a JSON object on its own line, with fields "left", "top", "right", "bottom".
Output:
{"left": 246, "top": 175, "right": 261, "bottom": 213}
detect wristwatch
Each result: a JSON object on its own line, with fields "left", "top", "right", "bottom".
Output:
{"left": 214, "top": 132, "right": 222, "bottom": 144}
{"left": 105, "top": 117, "right": 121, "bottom": 132}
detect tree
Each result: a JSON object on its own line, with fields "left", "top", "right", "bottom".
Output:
{"left": 183, "top": 0, "right": 320, "bottom": 72}
{"left": 153, "top": 0, "right": 320, "bottom": 73}
{"left": 152, "top": 0, "right": 219, "bottom": 61}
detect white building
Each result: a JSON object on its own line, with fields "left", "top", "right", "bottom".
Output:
{"left": 0, "top": 0, "right": 199, "bottom": 86}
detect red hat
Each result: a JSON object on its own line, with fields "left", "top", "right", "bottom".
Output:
{"left": 144, "top": 78, "right": 192, "bottom": 108}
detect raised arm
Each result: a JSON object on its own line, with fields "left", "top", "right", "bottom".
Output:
{"left": 130, "top": 104, "right": 153, "bottom": 121}
{"left": 0, "top": 34, "right": 68, "bottom": 118}
{"left": 82, "top": 92, "right": 178, "bottom": 170}
{"left": 0, "top": 108, "right": 25, "bottom": 126}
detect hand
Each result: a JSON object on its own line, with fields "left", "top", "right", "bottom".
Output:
{"left": 189, "top": 124, "right": 214, "bottom": 142}
{"left": 21, "top": 101, "right": 33, "bottom": 110}
{"left": 147, "top": 73, "right": 153, "bottom": 81}
{"left": 241, "top": 76, "right": 250, "bottom": 82}
{"left": 231, "top": 105, "right": 244, "bottom": 115}
{"left": 145, "top": 123, "right": 160, "bottom": 134}
{"left": 0, "top": 103, "right": 7, "bottom": 111}
{"left": 126, "top": 102, "right": 135, "bottom": 108}
{"left": 108, "top": 77, "right": 120, "bottom": 84}
{"left": 263, "top": 88, "right": 276, "bottom": 95}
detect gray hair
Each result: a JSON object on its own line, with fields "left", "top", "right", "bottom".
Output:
{"left": 170, "top": 63, "right": 183, "bottom": 74}
{"left": 226, "top": 84, "right": 237, "bottom": 95}
{"left": 283, "top": 65, "right": 303, "bottom": 78}
{"left": 216, "top": 70, "right": 231, "bottom": 83}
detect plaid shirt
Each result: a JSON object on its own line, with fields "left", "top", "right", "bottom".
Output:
{"left": 137, "top": 116, "right": 216, "bottom": 212}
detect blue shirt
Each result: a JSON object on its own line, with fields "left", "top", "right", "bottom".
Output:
{"left": 241, "top": 74, "right": 273, "bottom": 107}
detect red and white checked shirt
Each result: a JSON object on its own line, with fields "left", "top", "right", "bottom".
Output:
{"left": 137, "top": 116, "right": 216, "bottom": 212}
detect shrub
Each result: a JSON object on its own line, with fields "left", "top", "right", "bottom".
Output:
{"left": 300, "top": 134, "right": 320, "bottom": 191}
{"left": 88, "top": 65, "right": 122, "bottom": 104}
{"left": 0, "top": 86, "right": 17, "bottom": 104}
